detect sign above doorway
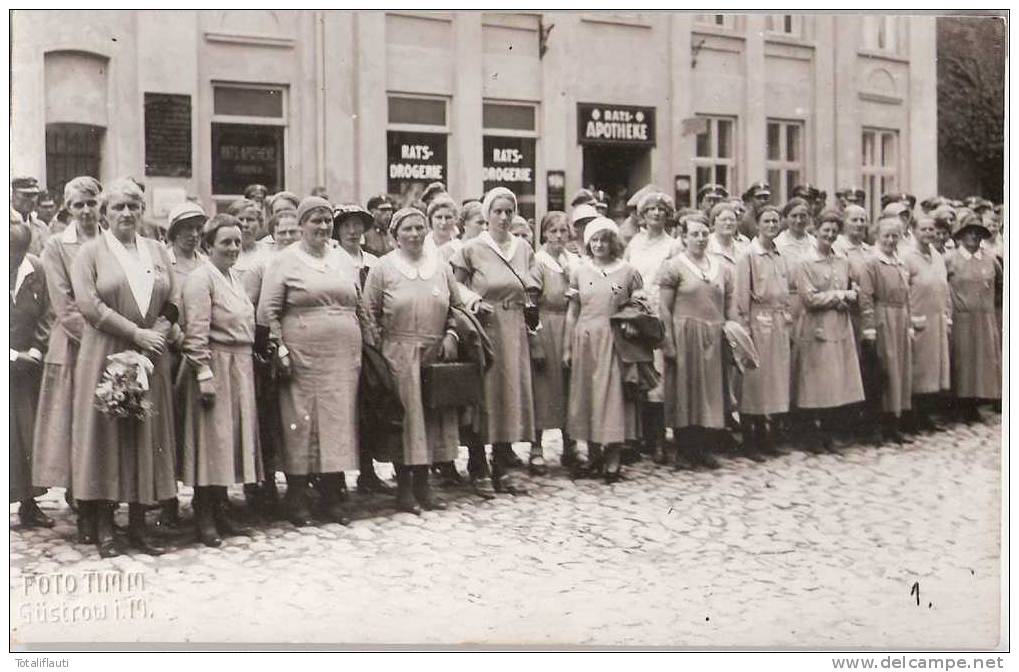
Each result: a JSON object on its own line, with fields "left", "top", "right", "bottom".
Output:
{"left": 577, "top": 103, "right": 656, "bottom": 147}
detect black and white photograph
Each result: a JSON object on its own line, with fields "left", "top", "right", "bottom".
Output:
{"left": 6, "top": 8, "right": 1008, "bottom": 658}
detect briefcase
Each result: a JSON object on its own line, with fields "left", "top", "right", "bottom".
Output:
{"left": 421, "top": 362, "right": 483, "bottom": 409}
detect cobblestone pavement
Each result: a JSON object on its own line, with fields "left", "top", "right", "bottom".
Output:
{"left": 10, "top": 415, "right": 1003, "bottom": 648}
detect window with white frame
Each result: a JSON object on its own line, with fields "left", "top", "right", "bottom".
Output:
{"left": 765, "top": 14, "right": 802, "bottom": 38}
{"left": 211, "top": 84, "right": 287, "bottom": 201}
{"left": 386, "top": 94, "right": 450, "bottom": 200}
{"left": 483, "top": 101, "right": 538, "bottom": 220}
{"left": 861, "top": 15, "right": 899, "bottom": 54}
{"left": 695, "top": 14, "right": 736, "bottom": 30}
{"left": 766, "top": 120, "right": 805, "bottom": 205}
{"left": 861, "top": 128, "right": 899, "bottom": 222}
{"left": 693, "top": 116, "right": 737, "bottom": 199}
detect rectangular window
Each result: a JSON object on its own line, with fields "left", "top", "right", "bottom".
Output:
{"left": 483, "top": 102, "right": 539, "bottom": 220}
{"left": 387, "top": 94, "right": 450, "bottom": 199}
{"left": 765, "top": 119, "right": 805, "bottom": 204}
{"left": 211, "top": 84, "right": 287, "bottom": 200}
{"left": 696, "top": 14, "right": 735, "bottom": 29}
{"left": 692, "top": 115, "right": 737, "bottom": 199}
{"left": 861, "top": 128, "right": 899, "bottom": 222}
{"left": 46, "top": 123, "right": 104, "bottom": 200}
{"left": 765, "top": 14, "right": 802, "bottom": 37}
{"left": 861, "top": 16, "right": 899, "bottom": 54}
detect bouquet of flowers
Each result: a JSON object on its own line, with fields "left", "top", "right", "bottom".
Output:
{"left": 94, "top": 351, "right": 155, "bottom": 419}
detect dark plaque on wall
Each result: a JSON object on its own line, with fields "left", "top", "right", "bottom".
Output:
{"left": 144, "top": 93, "right": 192, "bottom": 177}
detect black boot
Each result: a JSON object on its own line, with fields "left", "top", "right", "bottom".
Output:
{"left": 881, "top": 414, "right": 914, "bottom": 444}
{"left": 284, "top": 474, "right": 312, "bottom": 527}
{"left": 156, "top": 497, "right": 181, "bottom": 529}
{"left": 357, "top": 441, "right": 394, "bottom": 494}
{"left": 603, "top": 444, "right": 623, "bottom": 484}
{"left": 759, "top": 419, "right": 786, "bottom": 456}
{"left": 688, "top": 428, "right": 720, "bottom": 470}
{"left": 412, "top": 466, "right": 447, "bottom": 511}
{"left": 395, "top": 465, "right": 422, "bottom": 515}
{"left": 213, "top": 487, "right": 253, "bottom": 536}
{"left": 492, "top": 454, "right": 528, "bottom": 495}
{"left": 493, "top": 443, "right": 524, "bottom": 469}
{"left": 94, "top": 501, "right": 121, "bottom": 558}
{"left": 315, "top": 473, "right": 352, "bottom": 525}
{"left": 802, "top": 418, "right": 828, "bottom": 454}
{"left": 467, "top": 444, "right": 496, "bottom": 500}
{"left": 739, "top": 417, "right": 767, "bottom": 463}
{"left": 436, "top": 461, "right": 466, "bottom": 487}
{"left": 259, "top": 477, "right": 281, "bottom": 519}
{"left": 18, "top": 498, "right": 55, "bottom": 528}
{"left": 76, "top": 500, "right": 96, "bottom": 545}
{"left": 193, "top": 488, "right": 222, "bottom": 548}
{"left": 127, "top": 503, "right": 167, "bottom": 556}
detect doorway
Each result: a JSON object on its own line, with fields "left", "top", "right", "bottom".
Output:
{"left": 581, "top": 145, "right": 651, "bottom": 219}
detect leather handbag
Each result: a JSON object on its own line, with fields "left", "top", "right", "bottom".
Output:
{"left": 421, "top": 361, "right": 483, "bottom": 409}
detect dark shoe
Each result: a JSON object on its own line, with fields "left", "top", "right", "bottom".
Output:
{"left": 493, "top": 444, "right": 525, "bottom": 469}
{"left": 19, "top": 499, "right": 55, "bottom": 528}
{"left": 470, "top": 476, "right": 497, "bottom": 500}
{"left": 437, "top": 462, "right": 466, "bottom": 488}
{"left": 560, "top": 442, "right": 580, "bottom": 468}
{"left": 742, "top": 448, "right": 768, "bottom": 463}
{"left": 213, "top": 490, "right": 253, "bottom": 537}
{"left": 357, "top": 472, "right": 395, "bottom": 495}
{"left": 915, "top": 413, "right": 939, "bottom": 433}
{"left": 64, "top": 489, "right": 78, "bottom": 513}
{"left": 94, "top": 501, "right": 122, "bottom": 558}
{"left": 76, "top": 501, "right": 97, "bottom": 545}
{"left": 315, "top": 474, "right": 352, "bottom": 525}
{"left": 284, "top": 475, "right": 312, "bottom": 527}
{"left": 412, "top": 466, "right": 447, "bottom": 511}
{"left": 127, "top": 503, "right": 167, "bottom": 556}
{"left": 155, "top": 498, "right": 181, "bottom": 529}
{"left": 258, "top": 478, "right": 281, "bottom": 519}
{"left": 193, "top": 489, "right": 222, "bottom": 548}
{"left": 395, "top": 466, "right": 422, "bottom": 514}
{"left": 528, "top": 455, "right": 548, "bottom": 476}
{"left": 620, "top": 446, "right": 643, "bottom": 465}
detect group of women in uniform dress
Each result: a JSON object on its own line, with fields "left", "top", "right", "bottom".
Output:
{"left": 10, "top": 174, "right": 1003, "bottom": 560}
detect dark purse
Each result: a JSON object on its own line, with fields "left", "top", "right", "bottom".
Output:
{"left": 421, "top": 361, "right": 483, "bottom": 409}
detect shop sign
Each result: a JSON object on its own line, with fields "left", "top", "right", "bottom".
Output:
{"left": 483, "top": 136, "right": 535, "bottom": 187}
{"left": 211, "top": 123, "right": 284, "bottom": 195}
{"left": 577, "top": 103, "right": 656, "bottom": 147}
{"left": 387, "top": 131, "right": 447, "bottom": 195}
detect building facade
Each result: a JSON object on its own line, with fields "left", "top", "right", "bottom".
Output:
{"left": 12, "top": 11, "right": 938, "bottom": 223}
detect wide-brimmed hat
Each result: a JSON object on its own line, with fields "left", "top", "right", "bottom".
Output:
{"left": 332, "top": 204, "right": 374, "bottom": 230}
{"left": 952, "top": 211, "right": 992, "bottom": 240}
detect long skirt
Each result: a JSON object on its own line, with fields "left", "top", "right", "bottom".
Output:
{"left": 71, "top": 328, "right": 177, "bottom": 504}
{"left": 740, "top": 306, "right": 791, "bottom": 416}
{"left": 793, "top": 312, "right": 865, "bottom": 409}
{"left": 381, "top": 333, "right": 459, "bottom": 465}
{"left": 11, "top": 368, "right": 42, "bottom": 502}
{"left": 664, "top": 317, "right": 725, "bottom": 429}
{"left": 179, "top": 343, "right": 263, "bottom": 487}
{"left": 482, "top": 305, "right": 535, "bottom": 443}
{"left": 567, "top": 317, "right": 639, "bottom": 444}
{"left": 32, "top": 350, "right": 76, "bottom": 488}
{"left": 911, "top": 311, "right": 951, "bottom": 395}
{"left": 952, "top": 309, "right": 1002, "bottom": 400}
{"left": 278, "top": 306, "right": 361, "bottom": 475}
{"left": 531, "top": 309, "right": 568, "bottom": 430}
{"left": 874, "top": 304, "right": 912, "bottom": 415}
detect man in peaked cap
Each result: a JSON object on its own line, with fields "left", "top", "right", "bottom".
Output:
{"left": 11, "top": 176, "right": 50, "bottom": 255}
{"left": 363, "top": 193, "right": 396, "bottom": 258}
{"left": 739, "top": 181, "right": 772, "bottom": 238}
{"left": 697, "top": 183, "right": 729, "bottom": 215}
{"left": 835, "top": 187, "right": 866, "bottom": 211}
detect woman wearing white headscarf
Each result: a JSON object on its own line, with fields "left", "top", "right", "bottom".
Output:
{"left": 451, "top": 187, "right": 538, "bottom": 496}
{"left": 70, "top": 178, "right": 178, "bottom": 557}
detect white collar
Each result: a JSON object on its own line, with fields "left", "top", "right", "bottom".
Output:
{"left": 294, "top": 244, "right": 352, "bottom": 274}
{"left": 204, "top": 259, "right": 248, "bottom": 301}
{"left": 535, "top": 247, "right": 574, "bottom": 274}
{"left": 388, "top": 248, "right": 439, "bottom": 280}
{"left": 750, "top": 237, "right": 779, "bottom": 256}
{"left": 104, "top": 229, "right": 155, "bottom": 316}
{"left": 707, "top": 233, "right": 738, "bottom": 259}
{"left": 12, "top": 256, "right": 34, "bottom": 300}
{"left": 957, "top": 246, "right": 983, "bottom": 261}
{"left": 478, "top": 231, "right": 519, "bottom": 262}
{"left": 875, "top": 249, "right": 903, "bottom": 266}
{"left": 677, "top": 251, "right": 719, "bottom": 283}
{"left": 168, "top": 247, "right": 202, "bottom": 265}
{"left": 806, "top": 244, "right": 844, "bottom": 262}
{"left": 61, "top": 222, "right": 79, "bottom": 243}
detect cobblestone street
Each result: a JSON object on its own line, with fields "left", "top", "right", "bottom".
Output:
{"left": 10, "top": 416, "right": 1002, "bottom": 648}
